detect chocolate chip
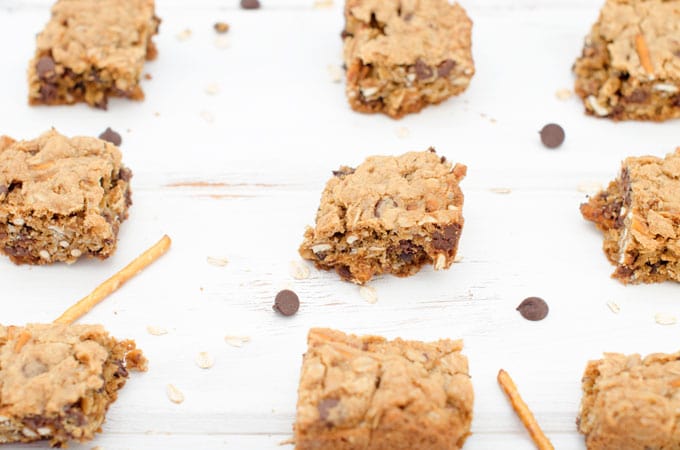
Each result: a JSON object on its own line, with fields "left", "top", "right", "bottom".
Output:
{"left": 539, "top": 123, "right": 565, "bottom": 149}
{"left": 627, "top": 89, "right": 649, "bottom": 103}
{"left": 336, "top": 265, "right": 352, "bottom": 280}
{"left": 118, "top": 167, "right": 133, "bottom": 182}
{"left": 674, "top": 50, "right": 680, "bottom": 58}
{"left": 437, "top": 59, "right": 456, "bottom": 78}
{"left": 431, "top": 224, "right": 461, "bottom": 251}
{"left": 403, "top": 13, "right": 414, "bottom": 21}
{"left": 332, "top": 167, "right": 355, "bottom": 178}
{"left": 39, "top": 83, "right": 58, "bottom": 103}
{"left": 36, "top": 56, "right": 56, "bottom": 80}
{"left": 273, "top": 289, "right": 299, "bottom": 316}
{"left": 214, "top": 22, "right": 230, "bottom": 33}
{"left": 318, "top": 398, "right": 339, "bottom": 422}
{"left": 414, "top": 59, "right": 433, "bottom": 80}
{"left": 0, "top": 186, "right": 7, "bottom": 195}
{"left": 392, "top": 240, "right": 423, "bottom": 264}
{"left": 340, "top": 29, "right": 352, "bottom": 39}
{"left": 99, "top": 127, "right": 122, "bottom": 146}
{"left": 615, "top": 265, "right": 634, "bottom": 279}
{"left": 516, "top": 297, "right": 549, "bottom": 321}
{"left": 240, "top": 0, "right": 260, "bottom": 9}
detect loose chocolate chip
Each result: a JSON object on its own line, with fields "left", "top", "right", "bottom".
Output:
{"left": 214, "top": 22, "right": 230, "bottom": 33}
{"left": 414, "top": 59, "right": 433, "bottom": 80}
{"left": 318, "top": 398, "right": 339, "bottom": 422}
{"left": 516, "top": 297, "right": 549, "bottom": 321}
{"left": 99, "top": 127, "right": 122, "bottom": 146}
{"left": 437, "top": 59, "right": 457, "bottom": 78}
{"left": 240, "top": 0, "right": 260, "bottom": 9}
{"left": 273, "top": 289, "right": 299, "bottom": 316}
{"left": 36, "top": 56, "right": 56, "bottom": 80}
{"left": 539, "top": 123, "right": 565, "bottom": 149}
{"left": 431, "top": 224, "right": 461, "bottom": 251}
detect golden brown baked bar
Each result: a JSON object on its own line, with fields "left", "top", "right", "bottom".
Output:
{"left": 581, "top": 148, "right": 680, "bottom": 283}
{"left": 578, "top": 351, "right": 680, "bottom": 450}
{"left": 343, "top": 0, "right": 474, "bottom": 118}
{"left": 299, "top": 149, "right": 466, "bottom": 284}
{"left": 573, "top": 0, "right": 680, "bottom": 121}
{"left": 28, "top": 0, "right": 160, "bottom": 109}
{"left": 0, "top": 323, "right": 146, "bottom": 446}
{"left": 294, "top": 328, "right": 473, "bottom": 450}
{"left": 0, "top": 130, "right": 132, "bottom": 265}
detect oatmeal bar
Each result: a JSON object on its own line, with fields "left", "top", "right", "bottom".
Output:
{"left": 0, "top": 130, "right": 132, "bottom": 265}
{"left": 342, "top": 0, "right": 474, "bottom": 118}
{"left": 578, "top": 351, "right": 680, "bottom": 450}
{"left": 573, "top": 0, "right": 680, "bottom": 121}
{"left": 294, "top": 328, "right": 473, "bottom": 450}
{"left": 581, "top": 148, "right": 680, "bottom": 283}
{"left": 28, "top": 0, "right": 160, "bottom": 109}
{"left": 299, "top": 149, "right": 466, "bottom": 284}
{"left": 0, "top": 323, "right": 146, "bottom": 446}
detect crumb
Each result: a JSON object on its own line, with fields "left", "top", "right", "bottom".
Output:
{"left": 290, "top": 260, "right": 311, "bottom": 280}
{"left": 314, "top": 0, "right": 333, "bottom": 7}
{"left": 205, "top": 83, "right": 220, "bottom": 95}
{"left": 195, "top": 352, "right": 215, "bottom": 369}
{"left": 555, "top": 88, "right": 573, "bottom": 100}
{"left": 490, "top": 187, "right": 512, "bottom": 194}
{"left": 214, "top": 22, "right": 230, "bottom": 33}
{"left": 395, "top": 126, "right": 410, "bottom": 139}
{"left": 359, "top": 286, "right": 378, "bottom": 304}
{"left": 144, "top": 73, "right": 152, "bottom": 80}
{"left": 655, "top": 313, "right": 677, "bottom": 325}
{"left": 327, "top": 64, "right": 343, "bottom": 83}
{"left": 577, "top": 181, "right": 603, "bottom": 194}
{"left": 176, "top": 29, "right": 192, "bottom": 41}
{"left": 225, "top": 335, "right": 251, "bottom": 347}
{"left": 166, "top": 384, "right": 185, "bottom": 404}
{"left": 207, "top": 256, "right": 229, "bottom": 267}
{"left": 606, "top": 301, "right": 620, "bottom": 314}
{"left": 147, "top": 325, "right": 168, "bottom": 336}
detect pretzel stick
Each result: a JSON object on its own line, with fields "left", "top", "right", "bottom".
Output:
{"left": 498, "top": 369, "right": 554, "bottom": 450}
{"left": 635, "top": 34, "right": 654, "bottom": 75}
{"left": 54, "top": 235, "right": 171, "bottom": 325}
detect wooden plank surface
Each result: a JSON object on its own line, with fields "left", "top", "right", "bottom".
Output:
{"left": 1, "top": 0, "right": 679, "bottom": 448}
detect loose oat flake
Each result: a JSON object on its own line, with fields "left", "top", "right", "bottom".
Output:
{"left": 555, "top": 88, "right": 573, "bottom": 100}
{"left": 327, "top": 64, "right": 343, "bottom": 83}
{"left": 225, "top": 335, "right": 251, "bottom": 347}
{"left": 655, "top": 313, "right": 677, "bottom": 325}
{"left": 195, "top": 352, "right": 215, "bottom": 369}
{"left": 207, "top": 256, "right": 229, "bottom": 267}
{"left": 166, "top": 384, "right": 185, "bottom": 404}
{"left": 314, "top": 0, "right": 333, "bottom": 8}
{"left": 577, "top": 182, "right": 603, "bottom": 194}
{"left": 606, "top": 301, "right": 620, "bottom": 314}
{"left": 395, "top": 126, "right": 410, "bottom": 139}
{"left": 489, "top": 188, "right": 512, "bottom": 194}
{"left": 176, "top": 29, "right": 192, "bottom": 41}
{"left": 214, "top": 35, "right": 230, "bottom": 49}
{"left": 146, "top": 325, "right": 168, "bottom": 336}
{"left": 290, "top": 260, "right": 311, "bottom": 280}
{"left": 359, "top": 286, "right": 378, "bottom": 304}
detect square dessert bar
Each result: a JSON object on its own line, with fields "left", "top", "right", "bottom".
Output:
{"left": 578, "top": 351, "right": 680, "bottom": 450}
{"left": 0, "top": 323, "right": 146, "bottom": 446}
{"left": 294, "top": 328, "right": 473, "bottom": 450}
{"left": 0, "top": 130, "right": 132, "bottom": 265}
{"left": 342, "top": 0, "right": 474, "bottom": 118}
{"left": 573, "top": 0, "right": 680, "bottom": 121}
{"left": 28, "top": 0, "right": 160, "bottom": 109}
{"left": 581, "top": 148, "right": 680, "bottom": 283}
{"left": 299, "top": 149, "right": 466, "bottom": 284}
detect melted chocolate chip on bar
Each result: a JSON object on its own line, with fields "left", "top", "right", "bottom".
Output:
{"left": 99, "top": 127, "right": 122, "bottom": 146}
{"left": 437, "top": 59, "right": 457, "bottom": 78}
{"left": 36, "top": 56, "right": 56, "bottom": 81}
{"left": 414, "top": 59, "right": 433, "bottom": 80}
{"left": 318, "top": 398, "right": 339, "bottom": 422}
{"left": 273, "top": 289, "right": 300, "bottom": 316}
{"left": 432, "top": 224, "right": 461, "bottom": 251}
{"left": 516, "top": 297, "right": 549, "bottom": 321}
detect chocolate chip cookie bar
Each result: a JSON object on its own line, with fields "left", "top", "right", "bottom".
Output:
{"left": 342, "top": 0, "right": 474, "bottom": 118}
{"left": 573, "top": 0, "right": 680, "bottom": 121}
{"left": 294, "top": 328, "right": 473, "bottom": 450}
{"left": 581, "top": 148, "right": 680, "bottom": 283}
{"left": 0, "top": 323, "right": 146, "bottom": 446}
{"left": 0, "top": 130, "right": 132, "bottom": 265}
{"left": 578, "top": 351, "right": 680, "bottom": 450}
{"left": 28, "top": 0, "right": 160, "bottom": 109}
{"left": 299, "top": 149, "right": 466, "bottom": 284}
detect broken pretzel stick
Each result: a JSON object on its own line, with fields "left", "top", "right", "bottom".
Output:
{"left": 54, "top": 235, "right": 171, "bottom": 325}
{"left": 635, "top": 34, "right": 654, "bottom": 75}
{"left": 498, "top": 369, "right": 554, "bottom": 450}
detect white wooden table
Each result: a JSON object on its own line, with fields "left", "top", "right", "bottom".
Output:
{"left": 1, "top": 0, "right": 679, "bottom": 448}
